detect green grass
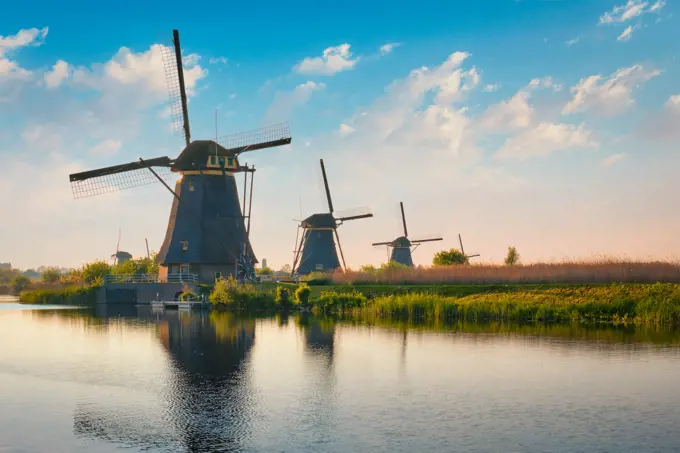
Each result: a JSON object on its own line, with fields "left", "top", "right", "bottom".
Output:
{"left": 18, "top": 286, "right": 98, "bottom": 305}
{"left": 320, "top": 283, "right": 680, "bottom": 325}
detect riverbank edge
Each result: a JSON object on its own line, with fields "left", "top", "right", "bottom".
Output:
{"left": 18, "top": 282, "right": 680, "bottom": 326}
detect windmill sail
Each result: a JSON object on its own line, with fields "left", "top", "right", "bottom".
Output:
{"left": 69, "top": 157, "right": 175, "bottom": 199}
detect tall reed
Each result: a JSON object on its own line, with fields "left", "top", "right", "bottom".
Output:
{"left": 335, "top": 259, "right": 680, "bottom": 285}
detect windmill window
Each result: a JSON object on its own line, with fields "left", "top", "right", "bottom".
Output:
{"left": 316, "top": 264, "right": 323, "bottom": 270}
{"left": 180, "top": 241, "right": 188, "bottom": 251}
{"left": 214, "top": 272, "right": 222, "bottom": 281}
{"left": 227, "top": 157, "right": 234, "bottom": 166}
{"left": 210, "top": 156, "right": 216, "bottom": 165}
{"left": 218, "top": 157, "right": 225, "bottom": 167}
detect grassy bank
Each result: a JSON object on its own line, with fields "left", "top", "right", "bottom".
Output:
{"left": 19, "top": 285, "right": 98, "bottom": 305}
{"left": 216, "top": 281, "right": 680, "bottom": 326}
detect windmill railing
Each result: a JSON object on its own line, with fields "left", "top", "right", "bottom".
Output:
{"left": 103, "top": 273, "right": 200, "bottom": 285}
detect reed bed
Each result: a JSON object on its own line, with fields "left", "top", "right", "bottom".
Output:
{"left": 324, "top": 283, "right": 680, "bottom": 326}
{"left": 335, "top": 259, "right": 680, "bottom": 285}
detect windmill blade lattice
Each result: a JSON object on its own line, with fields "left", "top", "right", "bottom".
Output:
{"left": 160, "top": 38, "right": 188, "bottom": 144}
{"left": 216, "top": 122, "right": 291, "bottom": 154}
{"left": 69, "top": 158, "right": 176, "bottom": 199}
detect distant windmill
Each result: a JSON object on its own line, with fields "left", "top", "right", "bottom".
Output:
{"left": 457, "top": 233, "right": 480, "bottom": 263}
{"left": 372, "top": 202, "right": 443, "bottom": 267}
{"left": 292, "top": 159, "right": 373, "bottom": 275}
{"left": 111, "top": 229, "right": 132, "bottom": 266}
{"left": 68, "top": 29, "right": 292, "bottom": 283}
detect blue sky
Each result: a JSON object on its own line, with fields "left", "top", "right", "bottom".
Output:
{"left": 1, "top": 0, "right": 679, "bottom": 270}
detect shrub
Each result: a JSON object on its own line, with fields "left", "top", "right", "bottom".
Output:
{"left": 433, "top": 248, "right": 469, "bottom": 266}
{"left": 210, "top": 276, "right": 275, "bottom": 311}
{"left": 179, "top": 291, "right": 199, "bottom": 301}
{"left": 304, "top": 272, "right": 332, "bottom": 286}
{"left": 295, "top": 284, "right": 312, "bottom": 307}
{"left": 82, "top": 261, "right": 112, "bottom": 285}
{"left": 19, "top": 286, "right": 97, "bottom": 305}
{"left": 317, "top": 290, "right": 367, "bottom": 312}
{"left": 10, "top": 274, "right": 31, "bottom": 294}
{"left": 41, "top": 267, "right": 62, "bottom": 283}
{"left": 275, "top": 286, "right": 292, "bottom": 308}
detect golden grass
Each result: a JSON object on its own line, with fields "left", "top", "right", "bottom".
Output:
{"left": 335, "top": 258, "right": 680, "bottom": 285}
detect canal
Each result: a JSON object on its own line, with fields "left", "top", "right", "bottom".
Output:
{"left": 1, "top": 299, "right": 679, "bottom": 452}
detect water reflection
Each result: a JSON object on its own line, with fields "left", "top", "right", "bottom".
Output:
{"left": 11, "top": 306, "right": 680, "bottom": 453}
{"left": 72, "top": 306, "right": 256, "bottom": 452}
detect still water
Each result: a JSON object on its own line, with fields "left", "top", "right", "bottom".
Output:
{"left": 1, "top": 298, "right": 680, "bottom": 453}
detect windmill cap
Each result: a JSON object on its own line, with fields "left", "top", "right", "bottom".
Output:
{"left": 173, "top": 140, "right": 237, "bottom": 170}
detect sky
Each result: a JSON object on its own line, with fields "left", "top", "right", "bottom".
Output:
{"left": 1, "top": 0, "right": 679, "bottom": 271}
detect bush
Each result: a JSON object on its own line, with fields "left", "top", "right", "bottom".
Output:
{"left": 41, "top": 267, "right": 62, "bottom": 283}
{"left": 82, "top": 261, "right": 111, "bottom": 285}
{"left": 304, "top": 272, "right": 332, "bottom": 286}
{"left": 433, "top": 248, "right": 469, "bottom": 266}
{"left": 180, "top": 291, "right": 199, "bottom": 301}
{"left": 19, "top": 286, "right": 97, "bottom": 305}
{"left": 317, "top": 290, "right": 367, "bottom": 312}
{"left": 275, "top": 286, "right": 292, "bottom": 308}
{"left": 210, "top": 276, "right": 275, "bottom": 311}
{"left": 11, "top": 274, "right": 31, "bottom": 295}
{"left": 295, "top": 284, "right": 312, "bottom": 307}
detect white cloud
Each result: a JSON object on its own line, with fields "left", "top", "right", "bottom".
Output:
{"left": 263, "top": 81, "right": 326, "bottom": 123}
{"left": 478, "top": 77, "right": 558, "bottom": 133}
{"left": 0, "top": 27, "right": 48, "bottom": 57}
{"left": 495, "top": 122, "right": 598, "bottom": 160}
{"left": 599, "top": 0, "right": 649, "bottom": 24}
{"left": 566, "top": 36, "right": 580, "bottom": 46}
{"left": 602, "top": 153, "right": 626, "bottom": 167}
{"left": 90, "top": 139, "right": 122, "bottom": 157}
{"left": 617, "top": 25, "right": 635, "bottom": 41}
{"left": 479, "top": 90, "right": 533, "bottom": 131}
{"left": 339, "top": 123, "right": 355, "bottom": 136}
{"left": 483, "top": 84, "right": 500, "bottom": 92}
{"left": 649, "top": 0, "right": 666, "bottom": 12}
{"left": 293, "top": 44, "right": 359, "bottom": 75}
{"left": 73, "top": 44, "right": 207, "bottom": 99}
{"left": 209, "top": 56, "right": 228, "bottom": 64}
{"left": 379, "top": 42, "right": 401, "bottom": 56}
{"left": 229, "top": 92, "right": 237, "bottom": 99}
{"left": 0, "top": 27, "right": 49, "bottom": 81}
{"left": 0, "top": 59, "right": 31, "bottom": 79}
{"left": 562, "top": 64, "right": 660, "bottom": 116}
{"left": 599, "top": 0, "right": 666, "bottom": 24}
{"left": 44, "top": 60, "right": 70, "bottom": 88}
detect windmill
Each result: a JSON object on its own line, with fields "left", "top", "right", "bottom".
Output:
{"left": 68, "top": 29, "right": 292, "bottom": 283}
{"left": 457, "top": 233, "right": 480, "bottom": 263}
{"left": 371, "top": 202, "right": 443, "bottom": 267}
{"left": 111, "top": 228, "right": 132, "bottom": 265}
{"left": 292, "top": 159, "right": 373, "bottom": 275}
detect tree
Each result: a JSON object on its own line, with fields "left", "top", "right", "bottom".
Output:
{"left": 379, "top": 260, "right": 410, "bottom": 271}
{"left": 81, "top": 261, "right": 112, "bottom": 285}
{"left": 279, "top": 264, "right": 292, "bottom": 274}
{"left": 41, "top": 267, "right": 61, "bottom": 283}
{"left": 432, "top": 248, "right": 469, "bottom": 266}
{"left": 10, "top": 274, "right": 31, "bottom": 294}
{"left": 504, "top": 246, "right": 520, "bottom": 266}
{"left": 256, "top": 266, "right": 273, "bottom": 275}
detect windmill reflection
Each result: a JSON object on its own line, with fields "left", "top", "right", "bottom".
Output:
{"left": 73, "top": 307, "right": 255, "bottom": 452}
